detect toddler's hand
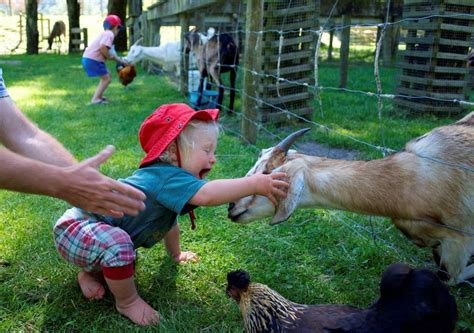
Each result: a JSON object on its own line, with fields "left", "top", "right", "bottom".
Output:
{"left": 172, "top": 251, "right": 199, "bottom": 264}
{"left": 253, "top": 172, "right": 289, "bottom": 206}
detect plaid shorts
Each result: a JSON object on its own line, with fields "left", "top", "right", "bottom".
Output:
{"left": 53, "top": 208, "right": 136, "bottom": 272}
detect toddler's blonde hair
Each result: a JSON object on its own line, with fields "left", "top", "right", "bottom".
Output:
{"left": 158, "top": 119, "right": 219, "bottom": 164}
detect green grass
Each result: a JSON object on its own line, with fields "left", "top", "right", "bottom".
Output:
{"left": 0, "top": 54, "right": 473, "bottom": 332}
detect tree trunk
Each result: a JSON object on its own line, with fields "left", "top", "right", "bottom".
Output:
{"left": 26, "top": 0, "right": 38, "bottom": 54}
{"left": 67, "top": 0, "right": 80, "bottom": 53}
{"left": 108, "top": 0, "right": 127, "bottom": 51}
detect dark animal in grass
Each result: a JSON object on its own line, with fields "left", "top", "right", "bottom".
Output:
{"left": 47, "top": 20, "right": 66, "bottom": 50}
{"left": 116, "top": 63, "right": 137, "bottom": 87}
{"left": 226, "top": 263, "right": 457, "bottom": 333}
{"left": 184, "top": 28, "right": 239, "bottom": 113}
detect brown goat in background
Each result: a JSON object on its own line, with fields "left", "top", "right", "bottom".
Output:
{"left": 47, "top": 21, "right": 66, "bottom": 51}
{"left": 184, "top": 29, "right": 239, "bottom": 113}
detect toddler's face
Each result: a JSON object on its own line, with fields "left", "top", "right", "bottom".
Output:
{"left": 182, "top": 134, "right": 217, "bottom": 179}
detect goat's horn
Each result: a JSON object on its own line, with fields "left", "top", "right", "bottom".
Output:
{"left": 132, "top": 37, "right": 143, "bottom": 47}
{"left": 276, "top": 128, "right": 311, "bottom": 153}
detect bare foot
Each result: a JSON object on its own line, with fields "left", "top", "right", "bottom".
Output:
{"left": 78, "top": 270, "right": 106, "bottom": 300}
{"left": 172, "top": 251, "right": 199, "bottom": 264}
{"left": 116, "top": 296, "right": 160, "bottom": 326}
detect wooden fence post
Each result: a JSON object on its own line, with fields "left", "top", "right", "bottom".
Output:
{"left": 179, "top": 14, "right": 189, "bottom": 95}
{"left": 339, "top": 14, "right": 351, "bottom": 88}
{"left": 241, "top": 0, "right": 263, "bottom": 144}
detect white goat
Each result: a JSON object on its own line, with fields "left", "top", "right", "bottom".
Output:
{"left": 124, "top": 38, "right": 181, "bottom": 75}
{"left": 228, "top": 113, "right": 474, "bottom": 286}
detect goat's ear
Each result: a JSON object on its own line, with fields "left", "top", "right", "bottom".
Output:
{"left": 270, "top": 172, "right": 304, "bottom": 225}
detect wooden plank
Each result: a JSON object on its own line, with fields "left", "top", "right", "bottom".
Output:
{"left": 399, "top": 35, "right": 435, "bottom": 45}
{"left": 443, "top": 0, "right": 474, "bottom": 6}
{"left": 264, "top": 20, "right": 316, "bottom": 31}
{"left": 396, "top": 86, "right": 466, "bottom": 99}
{"left": 396, "top": 61, "right": 431, "bottom": 71}
{"left": 437, "top": 52, "right": 470, "bottom": 61}
{"left": 398, "top": 74, "right": 466, "bottom": 87}
{"left": 440, "top": 23, "right": 474, "bottom": 34}
{"left": 443, "top": 11, "right": 474, "bottom": 21}
{"left": 264, "top": 34, "right": 314, "bottom": 48}
{"left": 259, "top": 78, "right": 313, "bottom": 92}
{"left": 147, "top": 0, "right": 217, "bottom": 19}
{"left": 399, "top": 50, "right": 435, "bottom": 58}
{"left": 432, "top": 66, "right": 468, "bottom": 74}
{"left": 402, "top": 9, "right": 439, "bottom": 18}
{"left": 263, "top": 50, "right": 313, "bottom": 62}
{"left": 401, "top": 22, "right": 438, "bottom": 31}
{"left": 266, "top": 63, "right": 313, "bottom": 75}
{"left": 265, "top": 5, "right": 316, "bottom": 17}
{"left": 399, "top": 50, "right": 468, "bottom": 60}
{"left": 438, "top": 37, "right": 472, "bottom": 47}
{"left": 263, "top": 91, "right": 313, "bottom": 105}
{"left": 394, "top": 97, "right": 465, "bottom": 113}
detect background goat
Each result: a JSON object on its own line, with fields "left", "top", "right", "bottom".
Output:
{"left": 124, "top": 38, "right": 181, "bottom": 76}
{"left": 184, "top": 29, "right": 239, "bottom": 113}
{"left": 47, "top": 20, "right": 66, "bottom": 51}
{"left": 227, "top": 263, "right": 457, "bottom": 333}
{"left": 228, "top": 113, "right": 474, "bottom": 286}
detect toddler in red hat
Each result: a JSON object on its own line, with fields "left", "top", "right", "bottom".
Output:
{"left": 52, "top": 103, "right": 288, "bottom": 326}
{"left": 82, "top": 14, "right": 128, "bottom": 105}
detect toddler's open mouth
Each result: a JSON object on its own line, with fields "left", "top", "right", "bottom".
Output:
{"left": 199, "top": 169, "right": 211, "bottom": 179}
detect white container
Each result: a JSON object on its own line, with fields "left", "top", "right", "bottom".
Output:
{"left": 188, "top": 70, "right": 200, "bottom": 93}
{"left": 188, "top": 70, "right": 205, "bottom": 93}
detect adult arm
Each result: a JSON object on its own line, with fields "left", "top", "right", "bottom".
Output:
{"left": 0, "top": 97, "right": 145, "bottom": 217}
{"left": 188, "top": 172, "right": 288, "bottom": 207}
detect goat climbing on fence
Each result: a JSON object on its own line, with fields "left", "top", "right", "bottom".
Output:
{"left": 47, "top": 20, "right": 66, "bottom": 51}
{"left": 184, "top": 28, "right": 239, "bottom": 113}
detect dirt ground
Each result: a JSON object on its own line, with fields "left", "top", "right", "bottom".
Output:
{"left": 296, "top": 141, "right": 358, "bottom": 160}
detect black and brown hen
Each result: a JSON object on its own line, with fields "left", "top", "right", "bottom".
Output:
{"left": 226, "top": 263, "right": 457, "bottom": 333}
{"left": 116, "top": 63, "right": 137, "bottom": 87}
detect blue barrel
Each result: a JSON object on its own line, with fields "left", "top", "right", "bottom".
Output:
{"left": 189, "top": 90, "right": 219, "bottom": 110}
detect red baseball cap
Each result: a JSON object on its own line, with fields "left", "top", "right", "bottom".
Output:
{"left": 103, "top": 15, "right": 123, "bottom": 30}
{"left": 139, "top": 103, "right": 219, "bottom": 168}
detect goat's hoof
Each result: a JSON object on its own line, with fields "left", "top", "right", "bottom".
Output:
{"left": 437, "top": 267, "right": 451, "bottom": 282}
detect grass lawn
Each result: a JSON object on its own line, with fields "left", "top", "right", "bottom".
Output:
{"left": 0, "top": 53, "right": 473, "bottom": 332}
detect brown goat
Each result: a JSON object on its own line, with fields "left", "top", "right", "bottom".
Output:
{"left": 47, "top": 20, "right": 66, "bottom": 51}
{"left": 184, "top": 29, "right": 239, "bottom": 113}
{"left": 228, "top": 113, "right": 474, "bottom": 286}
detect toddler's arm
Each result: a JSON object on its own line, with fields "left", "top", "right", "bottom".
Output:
{"left": 188, "top": 172, "right": 288, "bottom": 207}
{"left": 164, "top": 223, "right": 198, "bottom": 264}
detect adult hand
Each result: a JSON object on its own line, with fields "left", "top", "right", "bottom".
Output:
{"left": 59, "top": 145, "right": 146, "bottom": 217}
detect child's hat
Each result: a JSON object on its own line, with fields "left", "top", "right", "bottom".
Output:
{"left": 103, "top": 14, "right": 123, "bottom": 30}
{"left": 139, "top": 103, "right": 219, "bottom": 168}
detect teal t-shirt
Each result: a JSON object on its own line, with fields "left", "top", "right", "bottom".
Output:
{"left": 99, "top": 163, "right": 207, "bottom": 248}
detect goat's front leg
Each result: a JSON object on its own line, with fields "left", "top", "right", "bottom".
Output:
{"left": 438, "top": 238, "right": 471, "bottom": 285}
{"left": 209, "top": 65, "right": 224, "bottom": 110}
{"left": 228, "top": 67, "right": 237, "bottom": 113}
